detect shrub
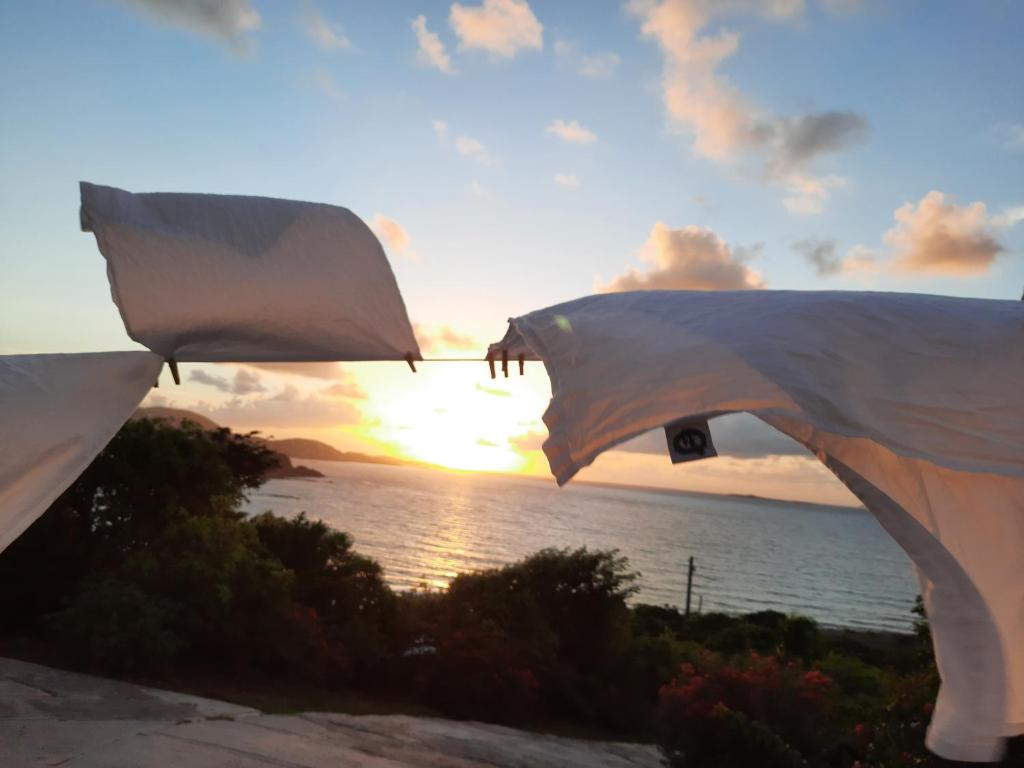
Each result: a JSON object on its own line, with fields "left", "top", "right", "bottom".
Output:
{"left": 120, "top": 514, "right": 296, "bottom": 671}
{"left": 252, "top": 511, "right": 398, "bottom": 681}
{"left": 781, "top": 616, "right": 823, "bottom": 662}
{"left": 408, "top": 547, "right": 639, "bottom": 726}
{"left": 657, "top": 651, "right": 837, "bottom": 763}
{"left": 660, "top": 703, "right": 809, "bottom": 768}
{"left": 50, "top": 579, "right": 180, "bottom": 673}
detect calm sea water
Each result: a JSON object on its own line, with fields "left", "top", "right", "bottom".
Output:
{"left": 243, "top": 461, "right": 920, "bottom": 633}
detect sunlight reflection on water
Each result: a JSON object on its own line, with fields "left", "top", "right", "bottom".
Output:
{"left": 243, "top": 461, "right": 919, "bottom": 632}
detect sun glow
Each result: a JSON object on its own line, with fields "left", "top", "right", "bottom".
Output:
{"left": 359, "top": 362, "right": 550, "bottom": 473}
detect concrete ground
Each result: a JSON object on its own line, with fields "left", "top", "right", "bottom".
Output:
{"left": 0, "top": 657, "right": 661, "bottom": 767}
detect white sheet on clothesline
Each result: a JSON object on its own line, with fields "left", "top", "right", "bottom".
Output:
{"left": 80, "top": 182, "right": 421, "bottom": 363}
{"left": 489, "top": 289, "right": 1024, "bottom": 762}
{"left": 0, "top": 352, "right": 163, "bottom": 553}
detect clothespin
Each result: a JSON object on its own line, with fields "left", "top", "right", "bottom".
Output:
{"left": 501, "top": 349, "right": 509, "bottom": 378}
{"left": 486, "top": 351, "right": 496, "bottom": 379}
{"left": 405, "top": 352, "right": 417, "bottom": 373}
{"left": 167, "top": 357, "right": 181, "bottom": 385}
{"left": 518, "top": 353, "right": 525, "bottom": 376}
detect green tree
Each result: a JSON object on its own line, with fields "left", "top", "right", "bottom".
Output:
{"left": 0, "top": 418, "right": 290, "bottom": 673}
{"left": 252, "top": 511, "right": 397, "bottom": 681}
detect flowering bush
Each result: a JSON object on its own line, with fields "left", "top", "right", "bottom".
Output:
{"left": 658, "top": 650, "right": 838, "bottom": 765}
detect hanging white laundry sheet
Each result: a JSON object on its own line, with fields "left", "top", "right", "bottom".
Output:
{"left": 489, "top": 290, "right": 1024, "bottom": 762}
{"left": 80, "top": 182, "right": 421, "bottom": 363}
{"left": 0, "top": 352, "right": 163, "bottom": 554}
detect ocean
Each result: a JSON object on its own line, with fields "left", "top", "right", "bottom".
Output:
{"left": 243, "top": 460, "right": 920, "bottom": 633}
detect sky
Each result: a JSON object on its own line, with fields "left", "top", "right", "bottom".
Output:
{"left": 1, "top": 0, "right": 1021, "bottom": 506}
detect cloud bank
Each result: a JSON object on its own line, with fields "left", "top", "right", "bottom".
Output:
{"left": 627, "top": 0, "right": 867, "bottom": 214}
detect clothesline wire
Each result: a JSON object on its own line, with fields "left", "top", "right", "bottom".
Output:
{"left": 158, "top": 355, "right": 531, "bottom": 386}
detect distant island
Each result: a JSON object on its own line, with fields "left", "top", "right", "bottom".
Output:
{"left": 133, "top": 407, "right": 408, "bottom": 480}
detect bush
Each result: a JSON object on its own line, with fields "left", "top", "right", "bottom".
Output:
{"left": 781, "top": 616, "right": 823, "bottom": 662}
{"left": 252, "top": 511, "right": 398, "bottom": 682}
{"left": 121, "top": 514, "right": 297, "bottom": 672}
{"left": 50, "top": 579, "right": 180, "bottom": 673}
{"left": 661, "top": 704, "right": 809, "bottom": 768}
{"left": 407, "top": 547, "right": 639, "bottom": 726}
{"left": 657, "top": 651, "right": 837, "bottom": 763}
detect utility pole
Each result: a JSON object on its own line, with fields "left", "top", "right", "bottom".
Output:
{"left": 685, "top": 556, "right": 696, "bottom": 617}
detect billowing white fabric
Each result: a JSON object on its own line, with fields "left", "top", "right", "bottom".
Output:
{"left": 490, "top": 290, "right": 1024, "bottom": 762}
{"left": 80, "top": 182, "right": 421, "bottom": 363}
{"left": 0, "top": 352, "right": 163, "bottom": 553}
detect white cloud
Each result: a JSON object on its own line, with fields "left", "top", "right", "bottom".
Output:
{"left": 300, "top": 3, "right": 350, "bottom": 51}
{"left": 831, "top": 191, "right": 1009, "bottom": 277}
{"left": 554, "top": 173, "right": 580, "bottom": 190}
{"left": 782, "top": 173, "right": 848, "bottom": 215}
{"left": 992, "top": 205, "right": 1024, "bottom": 229}
{"left": 449, "top": 0, "right": 543, "bottom": 58}
{"left": 627, "top": 0, "right": 866, "bottom": 215}
{"left": 371, "top": 214, "right": 417, "bottom": 260}
{"left": 991, "top": 123, "right": 1024, "bottom": 151}
{"left": 412, "top": 15, "right": 455, "bottom": 73}
{"left": 554, "top": 39, "right": 620, "bottom": 78}
{"left": 119, "top": 0, "right": 260, "bottom": 54}
{"left": 456, "top": 135, "right": 491, "bottom": 164}
{"left": 546, "top": 119, "right": 597, "bottom": 144}
{"left": 885, "top": 191, "right": 1005, "bottom": 274}
{"left": 432, "top": 119, "right": 449, "bottom": 141}
{"left": 601, "top": 222, "right": 764, "bottom": 292}
{"left": 840, "top": 244, "right": 880, "bottom": 273}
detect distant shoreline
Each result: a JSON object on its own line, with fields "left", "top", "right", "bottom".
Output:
{"left": 135, "top": 406, "right": 863, "bottom": 513}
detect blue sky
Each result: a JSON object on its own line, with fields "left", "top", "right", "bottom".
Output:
{"left": 1, "top": 0, "right": 1021, "bottom": 503}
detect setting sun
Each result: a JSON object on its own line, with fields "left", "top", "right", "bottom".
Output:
{"left": 358, "top": 362, "right": 548, "bottom": 472}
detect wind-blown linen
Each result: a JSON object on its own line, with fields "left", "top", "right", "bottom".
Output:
{"left": 489, "top": 289, "right": 1024, "bottom": 762}
{"left": 0, "top": 352, "right": 163, "bottom": 553}
{"left": 80, "top": 182, "right": 421, "bottom": 363}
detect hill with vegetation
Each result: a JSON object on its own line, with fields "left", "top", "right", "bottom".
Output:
{"left": 133, "top": 407, "right": 404, "bottom": 471}
{"left": 132, "top": 407, "right": 322, "bottom": 480}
